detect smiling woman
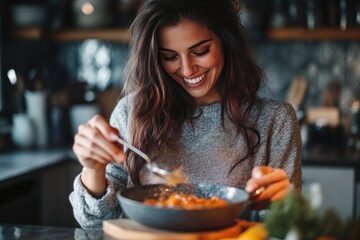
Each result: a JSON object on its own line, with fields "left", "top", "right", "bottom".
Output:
{"left": 70, "top": 0, "right": 301, "bottom": 230}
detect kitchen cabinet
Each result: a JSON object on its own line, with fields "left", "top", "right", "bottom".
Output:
{"left": 40, "top": 159, "right": 82, "bottom": 227}
{"left": 302, "top": 165, "right": 356, "bottom": 220}
{"left": 0, "top": 176, "right": 41, "bottom": 225}
{"left": 0, "top": 149, "right": 82, "bottom": 227}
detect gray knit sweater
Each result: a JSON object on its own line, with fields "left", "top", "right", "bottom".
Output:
{"left": 69, "top": 96, "right": 302, "bottom": 229}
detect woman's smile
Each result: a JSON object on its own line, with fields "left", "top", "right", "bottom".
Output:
{"left": 183, "top": 71, "right": 208, "bottom": 86}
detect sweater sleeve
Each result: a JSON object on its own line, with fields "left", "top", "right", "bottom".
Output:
{"left": 69, "top": 163, "right": 128, "bottom": 230}
{"left": 69, "top": 97, "right": 131, "bottom": 230}
{"left": 266, "top": 101, "right": 302, "bottom": 192}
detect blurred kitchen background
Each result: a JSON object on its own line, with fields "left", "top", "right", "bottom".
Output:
{"left": 1, "top": 0, "right": 360, "bottom": 150}
{"left": 0, "top": 0, "right": 360, "bottom": 228}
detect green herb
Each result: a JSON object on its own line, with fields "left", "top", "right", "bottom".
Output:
{"left": 264, "top": 192, "right": 360, "bottom": 240}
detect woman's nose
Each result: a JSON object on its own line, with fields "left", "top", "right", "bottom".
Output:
{"left": 180, "top": 57, "right": 197, "bottom": 77}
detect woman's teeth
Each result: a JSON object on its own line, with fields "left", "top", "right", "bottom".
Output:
{"left": 184, "top": 73, "right": 205, "bottom": 84}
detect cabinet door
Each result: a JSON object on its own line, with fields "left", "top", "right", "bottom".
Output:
{"left": 41, "top": 160, "right": 82, "bottom": 227}
{"left": 0, "top": 177, "right": 41, "bottom": 225}
{"left": 302, "top": 166, "right": 355, "bottom": 220}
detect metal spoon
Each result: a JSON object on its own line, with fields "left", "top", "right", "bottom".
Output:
{"left": 116, "top": 138, "right": 187, "bottom": 185}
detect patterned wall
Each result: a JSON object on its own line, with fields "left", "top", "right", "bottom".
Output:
{"left": 56, "top": 40, "right": 360, "bottom": 116}
{"left": 255, "top": 41, "right": 360, "bottom": 116}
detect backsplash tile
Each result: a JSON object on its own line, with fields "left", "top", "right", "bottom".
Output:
{"left": 58, "top": 41, "right": 129, "bottom": 91}
{"left": 255, "top": 41, "right": 360, "bottom": 115}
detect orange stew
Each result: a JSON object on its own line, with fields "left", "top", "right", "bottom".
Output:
{"left": 143, "top": 193, "right": 228, "bottom": 209}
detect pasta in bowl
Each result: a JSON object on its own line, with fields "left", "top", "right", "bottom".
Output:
{"left": 116, "top": 183, "right": 249, "bottom": 231}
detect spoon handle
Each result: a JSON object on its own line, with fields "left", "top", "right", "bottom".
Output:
{"left": 116, "top": 138, "right": 151, "bottom": 164}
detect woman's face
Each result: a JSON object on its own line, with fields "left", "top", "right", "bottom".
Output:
{"left": 158, "top": 19, "right": 224, "bottom": 105}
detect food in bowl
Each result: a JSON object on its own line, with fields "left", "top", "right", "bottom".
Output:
{"left": 143, "top": 192, "right": 228, "bottom": 209}
{"left": 117, "top": 183, "right": 249, "bottom": 231}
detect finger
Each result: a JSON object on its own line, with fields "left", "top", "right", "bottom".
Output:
{"left": 78, "top": 123, "right": 126, "bottom": 163}
{"left": 86, "top": 116, "right": 127, "bottom": 162}
{"left": 252, "top": 168, "right": 288, "bottom": 188}
{"left": 88, "top": 115, "right": 120, "bottom": 141}
{"left": 252, "top": 166, "right": 273, "bottom": 178}
{"left": 271, "top": 188, "right": 289, "bottom": 201}
{"left": 255, "top": 178, "right": 290, "bottom": 202}
{"left": 248, "top": 179, "right": 289, "bottom": 210}
{"left": 73, "top": 143, "right": 109, "bottom": 165}
{"left": 245, "top": 178, "right": 261, "bottom": 193}
{"left": 74, "top": 134, "right": 115, "bottom": 163}
{"left": 246, "top": 166, "right": 275, "bottom": 192}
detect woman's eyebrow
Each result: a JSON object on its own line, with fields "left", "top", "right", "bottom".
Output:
{"left": 159, "top": 38, "right": 213, "bottom": 52}
{"left": 188, "top": 39, "right": 212, "bottom": 50}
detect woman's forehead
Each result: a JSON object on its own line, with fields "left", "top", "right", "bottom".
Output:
{"left": 158, "top": 19, "right": 216, "bottom": 49}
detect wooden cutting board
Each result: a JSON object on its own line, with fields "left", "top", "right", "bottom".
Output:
{"left": 103, "top": 219, "right": 250, "bottom": 240}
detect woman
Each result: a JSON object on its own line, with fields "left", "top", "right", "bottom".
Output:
{"left": 70, "top": 0, "right": 302, "bottom": 229}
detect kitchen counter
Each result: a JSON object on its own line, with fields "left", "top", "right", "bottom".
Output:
{"left": 0, "top": 223, "right": 104, "bottom": 240}
{"left": 0, "top": 147, "right": 81, "bottom": 227}
{"left": 0, "top": 148, "right": 74, "bottom": 183}
{"left": 302, "top": 147, "right": 360, "bottom": 167}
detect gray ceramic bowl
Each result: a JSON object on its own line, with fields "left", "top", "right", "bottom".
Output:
{"left": 117, "top": 183, "right": 249, "bottom": 231}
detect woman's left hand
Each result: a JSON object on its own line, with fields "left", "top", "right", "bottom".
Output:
{"left": 245, "top": 166, "right": 290, "bottom": 210}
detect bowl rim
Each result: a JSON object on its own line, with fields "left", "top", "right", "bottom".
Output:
{"left": 117, "top": 183, "right": 249, "bottom": 211}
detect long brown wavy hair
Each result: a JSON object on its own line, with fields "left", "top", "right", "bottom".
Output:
{"left": 123, "top": 0, "right": 265, "bottom": 185}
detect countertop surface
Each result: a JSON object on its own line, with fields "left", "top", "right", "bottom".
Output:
{"left": 0, "top": 223, "right": 104, "bottom": 240}
{"left": 0, "top": 222, "right": 282, "bottom": 240}
{"left": 0, "top": 148, "right": 74, "bottom": 183}
{"left": 301, "top": 147, "right": 360, "bottom": 167}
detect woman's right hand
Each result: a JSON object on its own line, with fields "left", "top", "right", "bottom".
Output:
{"left": 72, "top": 114, "right": 126, "bottom": 171}
{"left": 73, "top": 114, "right": 126, "bottom": 198}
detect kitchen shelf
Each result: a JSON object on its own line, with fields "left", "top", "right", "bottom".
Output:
{"left": 267, "top": 27, "right": 360, "bottom": 40}
{"left": 9, "top": 27, "right": 130, "bottom": 42}
{"left": 10, "top": 27, "right": 360, "bottom": 42}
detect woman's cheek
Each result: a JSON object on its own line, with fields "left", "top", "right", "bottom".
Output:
{"left": 161, "top": 61, "right": 176, "bottom": 74}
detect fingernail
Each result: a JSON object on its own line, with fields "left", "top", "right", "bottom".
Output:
{"left": 116, "top": 155, "right": 125, "bottom": 163}
{"left": 110, "top": 133, "right": 118, "bottom": 141}
{"left": 253, "top": 171, "right": 263, "bottom": 179}
{"left": 246, "top": 185, "right": 255, "bottom": 192}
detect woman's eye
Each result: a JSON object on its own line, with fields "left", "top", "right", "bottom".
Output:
{"left": 161, "top": 54, "right": 178, "bottom": 61}
{"left": 194, "top": 48, "right": 210, "bottom": 56}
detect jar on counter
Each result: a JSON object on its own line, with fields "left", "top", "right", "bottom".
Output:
{"left": 11, "top": 113, "right": 35, "bottom": 149}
